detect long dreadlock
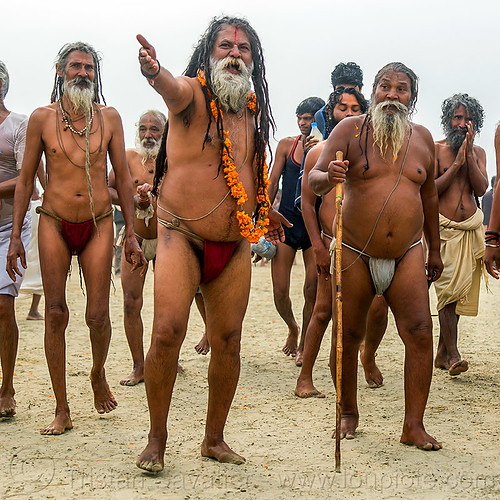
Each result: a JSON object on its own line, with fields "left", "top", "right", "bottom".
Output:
{"left": 51, "top": 42, "right": 106, "bottom": 226}
{"left": 153, "top": 15, "right": 275, "bottom": 222}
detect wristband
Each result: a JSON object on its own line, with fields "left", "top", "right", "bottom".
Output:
{"left": 485, "top": 243, "right": 500, "bottom": 248}
{"left": 485, "top": 230, "right": 500, "bottom": 238}
{"left": 141, "top": 60, "right": 161, "bottom": 80}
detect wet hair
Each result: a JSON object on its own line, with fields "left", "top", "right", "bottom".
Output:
{"left": 441, "top": 93, "right": 484, "bottom": 134}
{"left": 331, "top": 62, "right": 363, "bottom": 89}
{"left": 295, "top": 97, "right": 325, "bottom": 117}
{"left": 0, "top": 60, "right": 9, "bottom": 100}
{"left": 154, "top": 15, "right": 276, "bottom": 221}
{"left": 50, "top": 42, "right": 105, "bottom": 104}
{"left": 371, "top": 62, "right": 419, "bottom": 115}
{"left": 137, "top": 109, "right": 167, "bottom": 130}
{"left": 324, "top": 87, "right": 367, "bottom": 138}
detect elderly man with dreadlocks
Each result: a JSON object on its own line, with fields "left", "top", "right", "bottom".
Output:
{"left": 309, "top": 62, "right": 443, "bottom": 450}
{"left": 108, "top": 109, "right": 166, "bottom": 387}
{"left": 6, "top": 42, "right": 146, "bottom": 435}
{"left": 135, "top": 16, "right": 288, "bottom": 472}
{"left": 433, "top": 94, "right": 488, "bottom": 377}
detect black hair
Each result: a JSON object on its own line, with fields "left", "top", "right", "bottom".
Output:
{"left": 295, "top": 96, "right": 325, "bottom": 116}
{"left": 331, "top": 62, "right": 363, "bottom": 89}
{"left": 324, "top": 87, "right": 367, "bottom": 138}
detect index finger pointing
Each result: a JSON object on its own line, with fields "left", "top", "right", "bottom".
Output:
{"left": 136, "top": 34, "right": 151, "bottom": 49}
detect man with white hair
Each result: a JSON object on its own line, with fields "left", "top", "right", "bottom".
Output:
{"left": 309, "top": 62, "right": 443, "bottom": 450}
{"left": 108, "top": 109, "right": 166, "bottom": 386}
{"left": 6, "top": 42, "right": 146, "bottom": 435}
{"left": 0, "top": 60, "right": 31, "bottom": 418}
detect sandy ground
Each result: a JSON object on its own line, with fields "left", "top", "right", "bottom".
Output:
{"left": 1, "top": 257, "right": 499, "bottom": 499}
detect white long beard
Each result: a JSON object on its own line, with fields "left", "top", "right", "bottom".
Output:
{"left": 209, "top": 56, "right": 253, "bottom": 113}
{"left": 135, "top": 134, "right": 160, "bottom": 162}
{"left": 63, "top": 77, "right": 94, "bottom": 115}
{"left": 369, "top": 100, "right": 410, "bottom": 160}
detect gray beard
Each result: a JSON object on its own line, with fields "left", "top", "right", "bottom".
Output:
{"left": 369, "top": 100, "right": 410, "bottom": 160}
{"left": 445, "top": 127, "right": 466, "bottom": 153}
{"left": 209, "top": 56, "right": 253, "bottom": 113}
{"left": 135, "top": 135, "right": 160, "bottom": 162}
{"left": 63, "top": 77, "right": 94, "bottom": 116}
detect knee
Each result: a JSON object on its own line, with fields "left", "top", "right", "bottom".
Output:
{"left": 402, "top": 320, "right": 433, "bottom": 347}
{"left": 273, "top": 284, "right": 289, "bottom": 303}
{"left": 210, "top": 329, "right": 241, "bottom": 355}
{"left": 368, "top": 302, "right": 388, "bottom": 324}
{"left": 151, "top": 323, "right": 185, "bottom": 352}
{"left": 0, "top": 297, "right": 14, "bottom": 320}
{"left": 343, "top": 326, "right": 365, "bottom": 346}
{"left": 315, "top": 306, "right": 332, "bottom": 327}
{"left": 123, "top": 293, "right": 143, "bottom": 314}
{"left": 85, "top": 311, "right": 109, "bottom": 332}
{"left": 46, "top": 302, "right": 69, "bottom": 326}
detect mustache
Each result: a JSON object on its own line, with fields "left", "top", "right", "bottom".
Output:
{"left": 222, "top": 56, "right": 243, "bottom": 71}
{"left": 69, "top": 76, "right": 92, "bottom": 88}
{"left": 376, "top": 100, "right": 409, "bottom": 115}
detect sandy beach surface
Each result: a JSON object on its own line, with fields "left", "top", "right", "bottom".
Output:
{"left": 1, "top": 258, "right": 499, "bottom": 499}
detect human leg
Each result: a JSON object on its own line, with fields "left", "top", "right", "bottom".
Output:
{"left": 436, "top": 302, "right": 467, "bottom": 375}
{"left": 0, "top": 295, "right": 18, "bottom": 417}
{"left": 295, "top": 268, "right": 332, "bottom": 397}
{"left": 385, "top": 246, "right": 441, "bottom": 450}
{"left": 38, "top": 215, "right": 73, "bottom": 434}
{"left": 360, "top": 296, "right": 388, "bottom": 388}
{"left": 27, "top": 294, "right": 43, "bottom": 320}
{"left": 194, "top": 291, "right": 210, "bottom": 355}
{"left": 137, "top": 228, "right": 200, "bottom": 472}
{"left": 330, "top": 248, "right": 375, "bottom": 438}
{"left": 200, "top": 240, "right": 250, "bottom": 464}
{"left": 295, "top": 247, "right": 318, "bottom": 366}
{"left": 271, "top": 243, "right": 299, "bottom": 356}
{"left": 79, "top": 216, "right": 116, "bottom": 414}
{"left": 119, "top": 249, "right": 148, "bottom": 385}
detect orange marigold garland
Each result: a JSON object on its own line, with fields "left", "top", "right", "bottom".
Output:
{"left": 197, "top": 70, "right": 270, "bottom": 243}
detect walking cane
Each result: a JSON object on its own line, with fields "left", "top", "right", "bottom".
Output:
{"left": 334, "top": 150, "right": 344, "bottom": 473}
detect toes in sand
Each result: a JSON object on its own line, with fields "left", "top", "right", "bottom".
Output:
{"left": 41, "top": 413, "right": 73, "bottom": 435}
{"left": 0, "top": 396, "right": 16, "bottom": 418}
{"left": 194, "top": 334, "right": 210, "bottom": 355}
{"left": 136, "top": 436, "right": 167, "bottom": 473}
{"left": 294, "top": 380, "right": 325, "bottom": 398}
{"left": 295, "top": 350, "right": 303, "bottom": 366}
{"left": 282, "top": 328, "right": 299, "bottom": 357}
{"left": 201, "top": 439, "right": 245, "bottom": 465}
{"left": 400, "top": 425, "right": 442, "bottom": 451}
{"left": 119, "top": 368, "right": 144, "bottom": 386}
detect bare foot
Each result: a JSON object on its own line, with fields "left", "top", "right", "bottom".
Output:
{"left": 331, "top": 414, "right": 358, "bottom": 440}
{"left": 294, "top": 378, "right": 325, "bottom": 398}
{"left": 449, "top": 359, "right": 468, "bottom": 376}
{"left": 26, "top": 312, "right": 44, "bottom": 320}
{"left": 0, "top": 395, "right": 16, "bottom": 417}
{"left": 434, "top": 352, "right": 449, "bottom": 370}
{"left": 282, "top": 326, "right": 299, "bottom": 357}
{"left": 136, "top": 436, "right": 166, "bottom": 472}
{"left": 360, "top": 349, "right": 383, "bottom": 388}
{"left": 41, "top": 411, "right": 73, "bottom": 435}
{"left": 194, "top": 333, "right": 210, "bottom": 355}
{"left": 201, "top": 439, "right": 245, "bottom": 464}
{"left": 120, "top": 367, "right": 144, "bottom": 386}
{"left": 400, "top": 423, "right": 442, "bottom": 450}
{"left": 90, "top": 372, "right": 118, "bottom": 414}
{"left": 295, "top": 349, "right": 303, "bottom": 366}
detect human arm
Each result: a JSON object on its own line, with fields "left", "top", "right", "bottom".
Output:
{"left": 421, "top": 133, "right": 443, "bottom": 282}
{"left": 107, "top": 110, "right": 147, "bottom": 273}
{"left": 464, "top": 122, "right": 488, "bottom": 196}
{"left": 267, "top": 138, "right": 290, "bottom": 204}
{"left": 264, "top": 207, "right": 292, "bottom": 245}
{"left": 494, "top": 123, "right": 500, "bottom": 183}
{"left": 137, "top": 34, "right": 194, "bottom": 116}
{"left": 302, "top": 144, "right": 330, "bottom": 278}
{"left": 485, "top": 181, "right": 500, "bottom": 278}
{"left": 6, "top": 112, "right": 43, "bottom": 280}
{"left": 434, "top": 141, "right": 465, "bottom": 195}
{"left": 308, "top": 118, "right": 350, "bottom": 196}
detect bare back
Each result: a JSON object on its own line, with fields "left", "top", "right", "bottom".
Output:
{"left": 316, "top": 115, "right": 435, "bottom": 258}
{"left": 158, "top": 77, "right": 256, "bottom": 242}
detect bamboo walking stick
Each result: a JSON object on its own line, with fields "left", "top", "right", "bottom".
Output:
{"left": 334, "top": 150, "right": 344, "bottom": 473}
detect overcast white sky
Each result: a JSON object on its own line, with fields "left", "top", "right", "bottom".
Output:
{"left": 2, "top": 0, "right": 499, "bottom": 178}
